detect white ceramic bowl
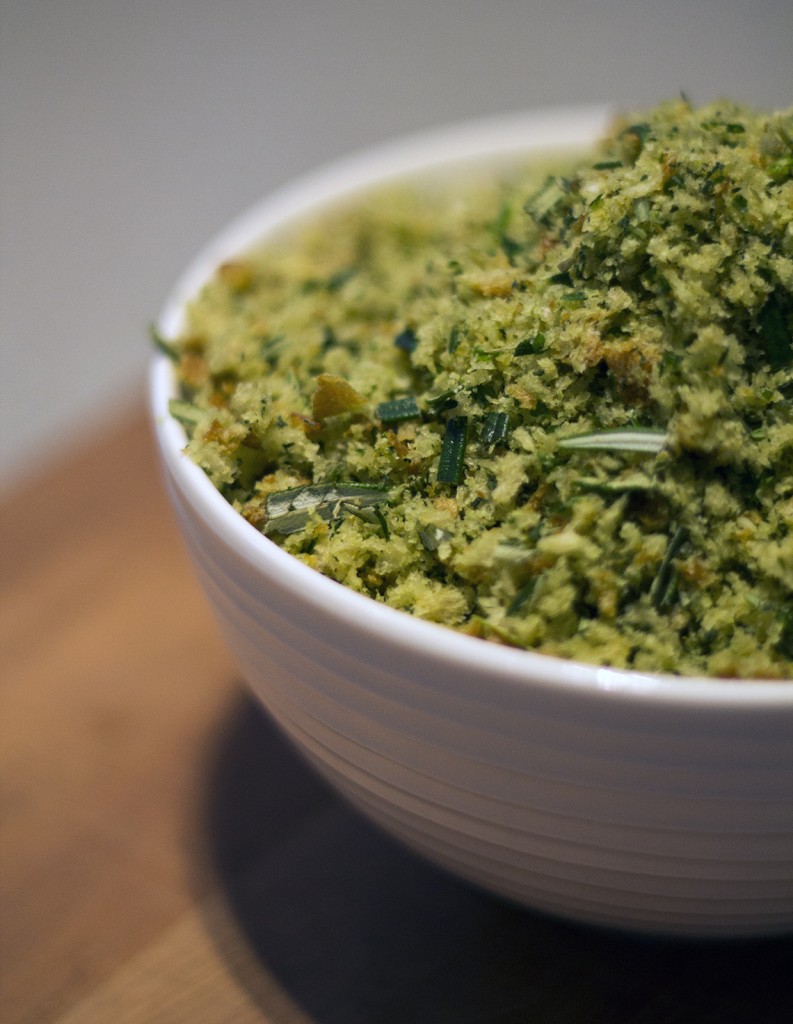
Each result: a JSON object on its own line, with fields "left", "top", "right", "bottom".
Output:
{"left": 151, "top": 107, "right": 793, "bottom": 938}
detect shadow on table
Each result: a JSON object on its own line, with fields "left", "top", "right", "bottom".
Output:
{"left": 198, "top": 690, "right": 793, "bottom": 1024}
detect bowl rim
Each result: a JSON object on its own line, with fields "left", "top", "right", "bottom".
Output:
{"left": 150, "top": 104, "right": 793, "bottom": 709}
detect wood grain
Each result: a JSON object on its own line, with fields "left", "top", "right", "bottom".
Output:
{"left": 1, "top": 406, "right": 235, "bottom": 1023}
{"left": 2, "top": 406, "right": 792, "bottom": 1024}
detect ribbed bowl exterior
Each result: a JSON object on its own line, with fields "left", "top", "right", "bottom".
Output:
{"left": 151, "top": 109, "right": 793, "bottom": 938}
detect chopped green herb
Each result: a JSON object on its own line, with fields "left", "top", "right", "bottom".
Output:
{"left": 576, "top": 473, "right": 656, "bottom": 495}
{"left": 757, "top": 293, "right": 792, "bottom": 370}
{"left": 619, "top": 122, "right": 651, "bottom": 162}
{"left": 492, "top": 198, "right": 512, "bottom": 238}
{"left": 523, "top": 175, "right": 567, "bottom": 224}
{"left": 321, "top": 326, "right": 338, "bottom": 351}
{"left": 624, "top": 122, "right": 651, "bottom": 142}
{"left": 514, "top": 333, "right": 546, "bottom": 356}
{"left": 558, "top": 428, "right": 667, "bottom": 454}
{"left": 767, "top": 156, "right": 793, "bottom": 183}
{"left": 418, "top": 523, "right": 452, "bottom": 552}
{"left": 507, "top": 578, "right": 537, "bottom": 616}
{"left": 326, "top": 265, "right": 357, "bottom": 291}
{"left": 168, "top": 398, "right": 203, "bottom": 430}
{"left": 426, "top": 387, "right": 460, "bottom": 412}
{"left": 151, "top": 324, "right": 179, "bottom": 361}
{"left": 260, "top": 334, "right": 287, "bottom": 365}
{"left": 702, "top": 119, "right": 745, "bottom": 134}
{"left": 437, "top": 416, "right": 468, "bottom": 485}
{"left": 343, "top": 502, "right": 390, "bottom": 539}
{"left": 500, "top": 235, "right": 521, "bottom": 263}
{"left": 375, "top": 395, "right": 421, "bottom": 423}
{"left": 777, "top": 610, "right": 793, "bottom": 660}
{"left": 264, "top": 482, "right": 389, "bottom": 536}
{"left": 650, "top": 526, "right": 687, "bottom": 610}
{"left": 480, "top": 411, "right": 510, "bottom": 447}
{"left": 394, "top": 327, "right": 418, "bottom": 353}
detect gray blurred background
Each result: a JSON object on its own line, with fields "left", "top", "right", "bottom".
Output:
{"left": 1, "top": 0, "right": 791, "bottom": 492}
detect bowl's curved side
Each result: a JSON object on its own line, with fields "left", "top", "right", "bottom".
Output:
{"left": 156, "top": 443, "right": 793, "bottom": 937}
{"left": 150, "top": 108, "right": 793, "bottom": 937}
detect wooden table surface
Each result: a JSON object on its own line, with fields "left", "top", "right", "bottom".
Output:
{"left": 2, "top": 404, "right": 792, "bottom": 1024}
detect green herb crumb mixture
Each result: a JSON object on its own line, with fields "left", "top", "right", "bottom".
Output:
{"left": 165, "top": 99, "right": 793, "bottom": 679}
